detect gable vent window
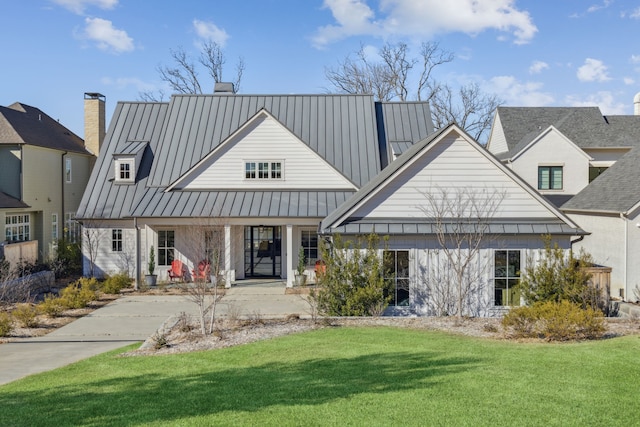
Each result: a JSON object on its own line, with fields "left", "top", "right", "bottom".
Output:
{"left": 115, "top": 159, "right": 135, "bottom": 183}
{"left": 245, "top": 161, "right": 283, "bottom": 180}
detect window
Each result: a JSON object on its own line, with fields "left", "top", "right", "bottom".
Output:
{"left": 300, "top": 229, "right": 318, "bottom": 266}
{"left": 589, "top": 166, "right": 607, "bottom": 183}
{"left": 52, "top": 213, "right": 58, "bottom": 240}
{"left": 115, "top": 159, "right": 135, "bottom": 183}
{"left": 65, "top": 158, "right": 72, "bottom": 183}
{"left": 112, "top": 229, "right": 123, "bottom": 252}
{"left": 538, "top": 166, "right": 562, "bottom": 190}
{"left": 245, "top": 161, "right": 283, "bottom": 180}
{"left": 120, "top": 163, "right": 131, "bottom": 180}
{"left": 494, "top": 250, "right": 521, "bottom": 307}
{"left": 158, "top": 230, "right": 175, "bottom": 266}
{"left": 5, "top": 214, "right": 30, "bottom": 242}
{"left": 65, "top": 212, "right": 80, "bottom": 243}
{"left": 384, "top": 250, "right": 410, "bottom": 307}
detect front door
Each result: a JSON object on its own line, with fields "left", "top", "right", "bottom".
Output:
{"left": 244, "top": 226, "right": 281, "bottom": 277}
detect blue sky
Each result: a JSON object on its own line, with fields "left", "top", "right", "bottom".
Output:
{"left": 2, "top": 0, "right": 640, "bottom": 139}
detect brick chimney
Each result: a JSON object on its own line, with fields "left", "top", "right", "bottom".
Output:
{"left": 84, "top": 92, "right": 106, "bottom": 156}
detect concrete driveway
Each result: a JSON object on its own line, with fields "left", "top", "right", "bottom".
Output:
{"left": 0, "top": 282, "right": 311, "bottom": 385}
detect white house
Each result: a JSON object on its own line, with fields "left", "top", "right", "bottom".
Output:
{"left": 77, "top": 88, "right": 584, "bottom": 316}
{"left": 487, "top": 103, "right": 640, "bottom": 300}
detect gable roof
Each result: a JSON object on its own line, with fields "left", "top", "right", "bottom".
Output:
{"left": 0, "top": 191, "right": 30, "bottom": 209}
{"left": 0, "top": 103, "right": 90, "bottom": 155}
{"left": 321, "top": 123, "right": 584, "bottom": 235}
{"left": 493, "top": 107, "right": 640, "bottom": 159}
{"left": 561, "top": 147, "right": 640, "bottom": 214}
{"left": 77, "top": 94, "right": 433, "bottom": 220}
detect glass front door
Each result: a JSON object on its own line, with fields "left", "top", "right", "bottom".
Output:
{"left": 244, "top": 226, "right": 281, "bottom": 277}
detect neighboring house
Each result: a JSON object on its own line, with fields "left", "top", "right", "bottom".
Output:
{"left": 0, "top": 95, "right": 101, "bottom": 264}
{"left": 487, "top": 102, "right": 640, "bottom": 300}
{"left": 77, "top": 87, "right": 584, "bottom": 316}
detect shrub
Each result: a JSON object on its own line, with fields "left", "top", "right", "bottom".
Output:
{"left": 48, "top": 240, "right": 82, "bottom": 278}
{"left": 38, "top": 294, "right": 65, "bottom": 317}
{"left": 59, "top": 279, "right": 98, "bottom": 309}
{"left": 101, "top": 273, "right": 131, "bottom": 294}
{"left": 313, "top": 234, "right": 392, "bottom": 316}
{"left": 0, "top": 312, "right": 12, "bottom": 337}
{"left": 12, "top": 303, "right": 39, "bottom": 328}
{"left": 502, "top": 300, "right": 606, "bottom": 341}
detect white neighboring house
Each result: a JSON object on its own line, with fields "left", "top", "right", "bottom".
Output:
{"left": 487, "top": 102, "right": 640, "bottom": 300}
{"left": 77, "top": 87, "right": 584, "bottom": 316}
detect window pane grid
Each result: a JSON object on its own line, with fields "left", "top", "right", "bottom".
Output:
{"left": 538, "top": 166, "right": 563, "bottom": 190}
{"left": 5, "top": 214, "right": 30, "bottom": 242}
{"left": 245, "top": 161, "right": 283, "bottom": 180}
{"left": 158, "top": 230, "right": 175, "bottom": 266}
{"left": 384, "top": 250, "right": 410, "bottom": 307}
{"left": 494, "top": 250, "right": 521, "bottom": 306}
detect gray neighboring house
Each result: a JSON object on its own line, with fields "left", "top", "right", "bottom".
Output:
{"left": 487, "top": 100, "right": 640, "bottom": 300}
{"left": 77, "top": 87, "right": 583, "bottom": 316}
{"left": 0, "top": 96, "right": 100, "bottom": 264}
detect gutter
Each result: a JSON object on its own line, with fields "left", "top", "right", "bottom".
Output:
{"left": 61, "top": 151, "right": 67, "bottom": 242}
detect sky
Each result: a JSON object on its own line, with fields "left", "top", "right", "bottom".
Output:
{"left": 2, "top": 0, "right": 640, "bottom": 140}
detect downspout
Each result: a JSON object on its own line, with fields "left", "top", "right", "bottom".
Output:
{"left": 622, "top": 212, "right": 628, "bottom": 301}
{"left": 134, "top": 217, "right": 140, "bottom": 290}
{"left": 61, "top": 151, "right": 67, "bottom": 242}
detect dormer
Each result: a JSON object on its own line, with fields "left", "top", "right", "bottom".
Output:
{"left": 113, "top": 141, "right": 147, "bottom": 184}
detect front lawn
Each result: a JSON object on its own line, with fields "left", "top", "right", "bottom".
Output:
{"left": 1, "top": 327, "right": 638, "bottom": 426}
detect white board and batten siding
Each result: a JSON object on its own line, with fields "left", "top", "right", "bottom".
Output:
{"left": 178, "top": 113, "right": 356, "bottom": 190}
{"left": 352, "top": 134, "right": 557, "bottom": 220}
{"left": 486, "top": 112, "right": 508, "bottom": 155}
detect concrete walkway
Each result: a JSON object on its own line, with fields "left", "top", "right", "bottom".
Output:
{"left": 0, "top": 281, "right": 311, "bottom": 385}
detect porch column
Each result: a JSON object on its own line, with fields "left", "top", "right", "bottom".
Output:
{"left": 224, "top": 224, "right": 232, "bottom": 288}
{"left": 286, "top": 224, "right": 293, "bottom": 287}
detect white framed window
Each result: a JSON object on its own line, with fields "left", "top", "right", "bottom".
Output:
{"left": 65, "top": 212, "right": 80, "bottom": 243}
{"left": 65, "top": 158, "right": 72, "bottom": 183}
{"left": 245, "top": 161, "right": 283, "bottom": 180}
{"left": 115, "top": 159, "right": 135, "bottom": 183}
{"left": 52, "top": 213, "right": 58, "bottom": 240}
{"left": 300, "top": 229, "right": 318, "bottom": 267}
{"left": 112, "top": 229, "right": 123, "bottom": 252}
{"left": 494, "top": 250, "right": 521, "bottom": 307}
{"left": 384, "top": 250, "right": 410, "bottom": 307}
{"left": 5, "top": 214, "right": 30, "bottom": 242}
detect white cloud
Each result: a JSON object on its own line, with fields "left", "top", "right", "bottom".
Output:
{"left": 630, "top": 54, "right": 640, "bottom": 64}
{"left": 587, "top": 0, "right": 611, "bottom": 13}
{"left": 313, "top": 0, "right": 537, "bottom": 48}
{"left": 193, "top": 19, "right": 229, "bottom": 46}
{"left": 566, "top": 91, "right": 626, "bottom": 115}
{"left": 487, "top": 75, "right": 554, "bottom": 106}
{"left": 629, "top": 7, "right": 640, "bottom": 18}
{"left": 52, "top": 0, "right": 117, "bottom": 14}
{"left": 529, "top": 61, "right": 549, "bottom": 74}
{"left": 82, "top": 17, "right": 134, "bottom": 53}
{"left": 576, "top": 58, "right": 611, "bottom": 82}
{"left": 624, "top": 77, "right": 635, "bottom": 85}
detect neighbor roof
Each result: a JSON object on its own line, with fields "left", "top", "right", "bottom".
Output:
{"left": 0, "top": 103, "right": 90, "bottom": 155}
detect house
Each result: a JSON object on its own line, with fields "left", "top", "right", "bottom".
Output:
{"left": 487, "top": 101, "right": 640, "bottom": 300}
{"left": 76, "top": 88, "right": 433, "bottom": 285}
{"left": 0, "top": 95, "right": 100, "bottom": 264}
{"left": 320, "top": 123, "right": 584, "bottom": 316}
{"left": 77, "top": 86, "right": 584, "bottom": 316}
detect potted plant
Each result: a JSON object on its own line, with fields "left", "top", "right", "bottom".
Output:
{"left": 295, "top": 247, "right": 307, "bottom": 286}
{"left": 145, "top": 245, "right": 157, "bottom": 287}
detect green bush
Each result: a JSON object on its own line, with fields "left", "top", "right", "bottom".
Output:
{"left": 59, "top": 279, "right": 98, "bottom": 309}
{"left": 101, "top": 273, "right": 131, "bottom": 294}
{"left": 38, "top": 294, "right": 65, "bottom": 317}
{"left": 48, "top": 240, "right": 82, "bottom": 278}
{"left": 313, "top": 234, "right": 392, "bottom": 316}
{"left": 502, "top": 300, "right": 606, "bottom": 341}
{"left": 12, "top": 303, "right": 39, "bottom": 328}
{"left": 0, "top": 312, "right": 12, "bottom": 337}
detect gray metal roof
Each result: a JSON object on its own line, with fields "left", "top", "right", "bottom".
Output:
{"left": 495, "top": 107, "right": 640, "bottom": 158}
{"left": 561, "top": 147, "right": 640, "bottom": 213}
{"left": 114, "top": 140, "right": 148, "bottom": 156}
{"left": 328, "top": 219, "right": 583, "bottom": 236}
{"left": 0, "top": 103, "right": 90, "bottom": 155}
{"left": 77, "top": 94, "right": 433, "bottom": 220}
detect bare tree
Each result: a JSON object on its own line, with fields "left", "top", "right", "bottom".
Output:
{"left": 178, "top": 220, "right": 226, "bottom": 335}
{"left": 430, "top": 82, "right": 502, "bottom": 143}
{"left": 325, "top": 41, "right": 501, "bottom": 144}
{"left": 139, "top": 40, "right": 245, "bottom": 102}
{"left": 81, "top": 221, "right": 105, "bottom": 278}
{"left": 417, "top": 186, "right": 506, "bottom": 318}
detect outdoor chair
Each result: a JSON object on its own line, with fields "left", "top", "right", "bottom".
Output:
{"left": 192, "top": 260, "right": 211, "bottom": 282}
{"left": 167, "top": 260, "right": 186, "bottom": 282}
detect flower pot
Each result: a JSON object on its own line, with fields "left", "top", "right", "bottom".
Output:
{"left": 145, "top": 274, "right": 157, "bottom": 287}
{"left": 294, "top": 273, "right": 307, "bottom": 287}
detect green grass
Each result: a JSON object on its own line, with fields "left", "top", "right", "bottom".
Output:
{"left": 1, "top": 327, "right": 639, "bottom": 426}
